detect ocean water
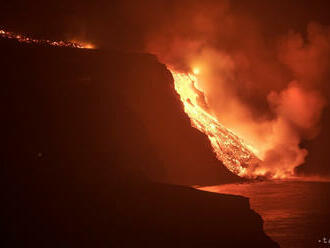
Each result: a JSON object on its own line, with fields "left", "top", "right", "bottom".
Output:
{"left": 199, "top": 180, "right": 330, "bottom": 248}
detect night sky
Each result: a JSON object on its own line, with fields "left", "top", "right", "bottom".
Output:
{"left": 2, "top": 0, "right": 330, "bottom": 50}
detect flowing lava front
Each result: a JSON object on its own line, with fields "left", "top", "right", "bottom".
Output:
{"left": 0, "top": 28, "right": 94, "bottom": 49}
{"left": 170, "top": 69, "right": 261, "bottom": 178}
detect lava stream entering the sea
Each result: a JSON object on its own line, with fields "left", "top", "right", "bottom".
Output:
{"left": 170, "top": 69, "right": 261, "bottom": 178}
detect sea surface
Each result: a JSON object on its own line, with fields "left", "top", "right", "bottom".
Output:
{"left": 199, "top": 180, "right": 330, "bottom": 248}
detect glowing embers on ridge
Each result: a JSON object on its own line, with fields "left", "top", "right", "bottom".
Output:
{"left": 0, "top": 28, "right": 94, "bottom": 49}
{"left": 170, "top": 69, "right": 261, "bottom": 177}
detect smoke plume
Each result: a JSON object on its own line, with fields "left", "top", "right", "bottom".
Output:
{"left": 145, "top": 0, "right": 330, "bottom": 178}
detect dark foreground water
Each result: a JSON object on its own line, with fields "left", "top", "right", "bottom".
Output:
{"left": 199, "top": 180, "right": 330, "bottom": 248}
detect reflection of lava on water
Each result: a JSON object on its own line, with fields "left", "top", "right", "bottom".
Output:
{"left": 0, "top": 28, "right": 93, "bottom": 49}
{"left": 199, "top": 180, "right": 330, "bottom": 248}
{"left": 171, "top": 69, "right": 261, "bottom": 178}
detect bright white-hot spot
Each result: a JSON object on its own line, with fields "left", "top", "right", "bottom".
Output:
{"left": 192, "top": 67, "right": 200, "bottom": 75}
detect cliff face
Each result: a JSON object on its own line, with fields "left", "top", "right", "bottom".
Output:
{"left": 2, "top": 38, "right": 239, "bottom": 186}
{"left": 1, "top": 39, "right": 277, "bottom": 247}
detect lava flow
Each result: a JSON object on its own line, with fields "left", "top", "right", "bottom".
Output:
{"left": 170, "top": 69, "right": 261, "bottom": 178}
{"left": 0, "top": 28, "right": 93, "bottom": 49}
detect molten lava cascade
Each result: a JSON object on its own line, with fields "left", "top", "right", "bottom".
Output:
{"left": 171, "top": 69, "right": 261, "bottom": 177}
{"left": 0, "top": 28, "right": 93, "bottom": 49}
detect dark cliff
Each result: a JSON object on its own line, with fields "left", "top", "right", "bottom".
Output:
{"left": 1, "top": 39, "right": 278, "bottom": 247}
{"left": 1, "top": 38, "right": 240, "bottom": 186}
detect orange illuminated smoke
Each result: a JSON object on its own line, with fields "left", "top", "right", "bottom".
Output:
{"left": 0, "top": 28, "right": 94, "bottom": 49}
{"left": 170, "top": 69, "right": 261, "bottom": 177}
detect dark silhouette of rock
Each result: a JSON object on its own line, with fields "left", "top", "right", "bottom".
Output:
{"left": 1, "top": 37, "right": 242, "bottom": 186}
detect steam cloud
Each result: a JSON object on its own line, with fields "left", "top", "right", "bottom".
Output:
{"left": 144, "top": 0, "right": 330, "bottom": 177}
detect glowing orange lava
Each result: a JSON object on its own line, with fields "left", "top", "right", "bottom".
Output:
{"left": 170, "top": 69, "right": 261, "bottom": 177}
{"left": 0, "top": 28, "right": 94, "bottom": 49}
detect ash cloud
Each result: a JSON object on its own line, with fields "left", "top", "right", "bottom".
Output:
{"left": 143, "top": 0, "right": 330, "bottom": 177}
